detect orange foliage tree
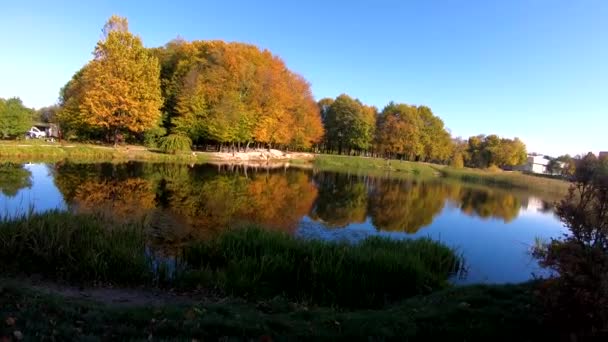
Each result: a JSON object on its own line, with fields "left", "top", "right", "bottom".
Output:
{"left": 59, "top": 16, "right": 162, "bottom": 144}
{"left": 156, "top": 40, "right": 323, "bottom": 150}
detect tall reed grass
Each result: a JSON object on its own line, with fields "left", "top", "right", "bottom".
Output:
{"left": 0, "top": 211, "right": 462, "bottom": 308}
{"left": 180, "top": 227, "right": 462, "bottom": 307}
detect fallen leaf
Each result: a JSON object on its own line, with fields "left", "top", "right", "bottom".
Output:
{"left": 5, "top": 317, "right": 15, "bottom": 326}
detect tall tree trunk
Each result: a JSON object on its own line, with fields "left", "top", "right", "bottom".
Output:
{"left": 113, "top": 128, "right": 119, "bottom": 147}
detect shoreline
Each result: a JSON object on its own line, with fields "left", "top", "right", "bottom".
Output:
{"left": 0, "top": 141, "right": 570, "bottom": 198}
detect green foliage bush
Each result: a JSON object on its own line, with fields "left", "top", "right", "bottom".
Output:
{"left": 143, "top": 126, "right": 167, "bottom": 148}
{"left": 533, "top": 153, "right": 608, "bottom": 335}
{"left": 159, "top": 134, "right": 192, "bottom": 154}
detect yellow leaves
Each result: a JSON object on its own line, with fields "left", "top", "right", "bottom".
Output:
{"left": 62, "top": 16, "right": 162, "bottom": 141}
{"left": 170, "top": 40, "right": 323, "bottom": 147}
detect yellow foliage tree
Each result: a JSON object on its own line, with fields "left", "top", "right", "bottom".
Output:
{"left": 78, "top": 15, "right": 162, "bottom": 144}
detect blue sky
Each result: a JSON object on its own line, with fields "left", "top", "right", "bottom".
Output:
{"left": 1, "top": 0, "right": 606, "bottom": 156}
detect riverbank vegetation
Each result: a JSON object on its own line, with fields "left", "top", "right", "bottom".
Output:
{"left": 0, "top": 211, "right": 461, "bottom": 308}
{"left": 314, "top": 154, "right": 570, "bottom": 198}
{"left": 0, "top": 280, "right": 548, "bottom": 340}
{"left": 0, "top": 211, "right": 555, "bottom": 339}
{"left": 533, "top": 153, "right": 608, "bottom": 334}
{"left": 0, "top": 141, "right": 210, "bottom": 163}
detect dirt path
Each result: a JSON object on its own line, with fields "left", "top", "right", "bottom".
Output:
{"left": 1, "top": 277, "right": 213, "bottom": 307}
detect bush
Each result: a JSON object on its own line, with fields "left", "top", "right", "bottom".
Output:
{"left": 450, "top": 153, "right": 464, "bottom": 169}
{"left": 159, "top": 134, "right": 192, "bottom": 154}
{"left": 533, "top": 153, "right": 608, "bottom": 335}
{"left": 143, "top": 126, "right": 167, "bottom": 148}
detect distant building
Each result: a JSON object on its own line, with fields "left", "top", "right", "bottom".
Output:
{"left": 600, "top": 151, "right": 608, "bottom": 160}
{"left": 521, "top": 155, "right": 550, "bottom": 174}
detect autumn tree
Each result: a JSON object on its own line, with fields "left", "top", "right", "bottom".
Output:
{"left": 375, "top": 102, "right": 423, "bottom": 160}
{"left": 0, "top": 97, "right": 33, "bottom": 139}
{"left": 60, "top": 15, "right": 162, "bottom": 144}
{"left": 417, "top": 106, "right": 453, "bottom": 162}
{"left": 158, "top": 40, "right": 323, "bottom": 150}
{"left": 465, "top": 134, "right": 527, "bottom": 168}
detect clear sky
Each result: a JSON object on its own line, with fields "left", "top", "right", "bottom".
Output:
{"left": 1, "top": 0, "right": 606, "bottom": 156}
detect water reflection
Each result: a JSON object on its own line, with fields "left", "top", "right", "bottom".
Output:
{"left": 2, "top": 162, "right": 565, "bottom": 283}
{"left": 0, "top": 163, "right": 32, "bottom": 197}
{"left": 48, "top": 162, "right": 540, "bottom": 236}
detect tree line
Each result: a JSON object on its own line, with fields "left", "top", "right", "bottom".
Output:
{"left": 3, "top": 15, "right": 530, "bottom": 168}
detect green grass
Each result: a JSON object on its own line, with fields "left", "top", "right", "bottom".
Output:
{"left": 0, "top": 280, "right": 550, "bottom": 339}
{"left": 180, "top": 227, "right": 461, "bottom": 308}
{"left": 438, "top": 166, "right": 570, "bottom": 199}
{"left": 0, "top": 141, "right": 211, "bottom": 164}
{"left": 0, "top": 211, "right": 461, "bottom": 308}
{"left": 0, "top": 211, "right": 153, "bottom": 285}
{"left": 314, "top": 154, "right": 438, "bottom": 178}
{"left": 313, "top": 154, "right": 570, "bottom": 198}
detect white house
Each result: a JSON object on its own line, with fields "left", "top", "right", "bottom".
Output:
{"left": 522, "top": 155, "right": 550, "bottom": 174}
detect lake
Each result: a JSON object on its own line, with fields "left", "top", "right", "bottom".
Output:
{"left": 0, "top": 161, "right": 566, "bottom": 284}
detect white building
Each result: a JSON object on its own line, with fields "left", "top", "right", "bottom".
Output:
{"left": 522, "top": 155, "right": 550, "bottom": 174}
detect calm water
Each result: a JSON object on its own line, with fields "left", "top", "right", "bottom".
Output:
{"left": 0, "top": 162, "right": 566, "bottom": 284}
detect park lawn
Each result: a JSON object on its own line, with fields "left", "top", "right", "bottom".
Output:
{"left": 0, "top": 279, "right": 548, "bottom": 340}
{"left": 0, "top": 140, "right": 212, "bottom": 164}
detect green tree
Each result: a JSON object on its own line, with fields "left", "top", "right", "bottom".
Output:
{"left": 320, "top": 94, "right": 375, "bottom": 154}
{"left": 556, "top": 154, "right": 576, "bottom": 177}
{"left": 417, "top": 106, "right": 452, "bottom": 162}
{"left": 0, "top": 163, "right": 32, "bottom": 197}
{"left": 0, "top": 97, "right": 33, "bottom": 139}
{"left": 465, "top": 134, "right": 527, "bottom": 168}
{"left": 37, "top": 105, "right": 60, "bottom": 123}
{"left": 72, "top": 15, "right": 162, "bottom": 144}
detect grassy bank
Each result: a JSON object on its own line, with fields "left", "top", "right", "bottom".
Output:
{"left": 313, "top": 154, "right": 569, "bottom": 198}
{"left": 0, "top": 211, "right": 461, "bottom": 308}
{"left": 438, "top": 166, "right": 570, "bottom": 198}
{"left": 0, "top": 280, "right": 548, "bottom": 339}
{"left": 0, "top": 141, "right": 211, "bottom": 164}
{"left": 314, "top": 154, "right": 438, "bottom": 178}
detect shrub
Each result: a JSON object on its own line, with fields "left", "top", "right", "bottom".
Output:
{"left": 450, "top": 153, "right": 464, "bottom": 169}
{"left": 159, "top": 134, "right": 192, "bottom": 154}
{"left": 533, "top": 153, "right": 608, "bottom": 335}
{"left": 485, "top": 164, "right": 502, "bottom": 173}
{"left": 143, "top": 126, "right": 167, "bottom": 148}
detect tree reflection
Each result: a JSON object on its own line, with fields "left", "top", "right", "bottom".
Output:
{"left": 50, "top": 162, "right": 526, "bottom": 241}
{"left": 0, "top": 163, "right": 32, "bottom": 197}
{"left": 310, "top": 172, "right": 367, "bottom": 227}
{"left": 368, "top": 179, "right": 448, "bottom": 233}
{"left": 457, "top": 189, "right": 521, "bottom": 222}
